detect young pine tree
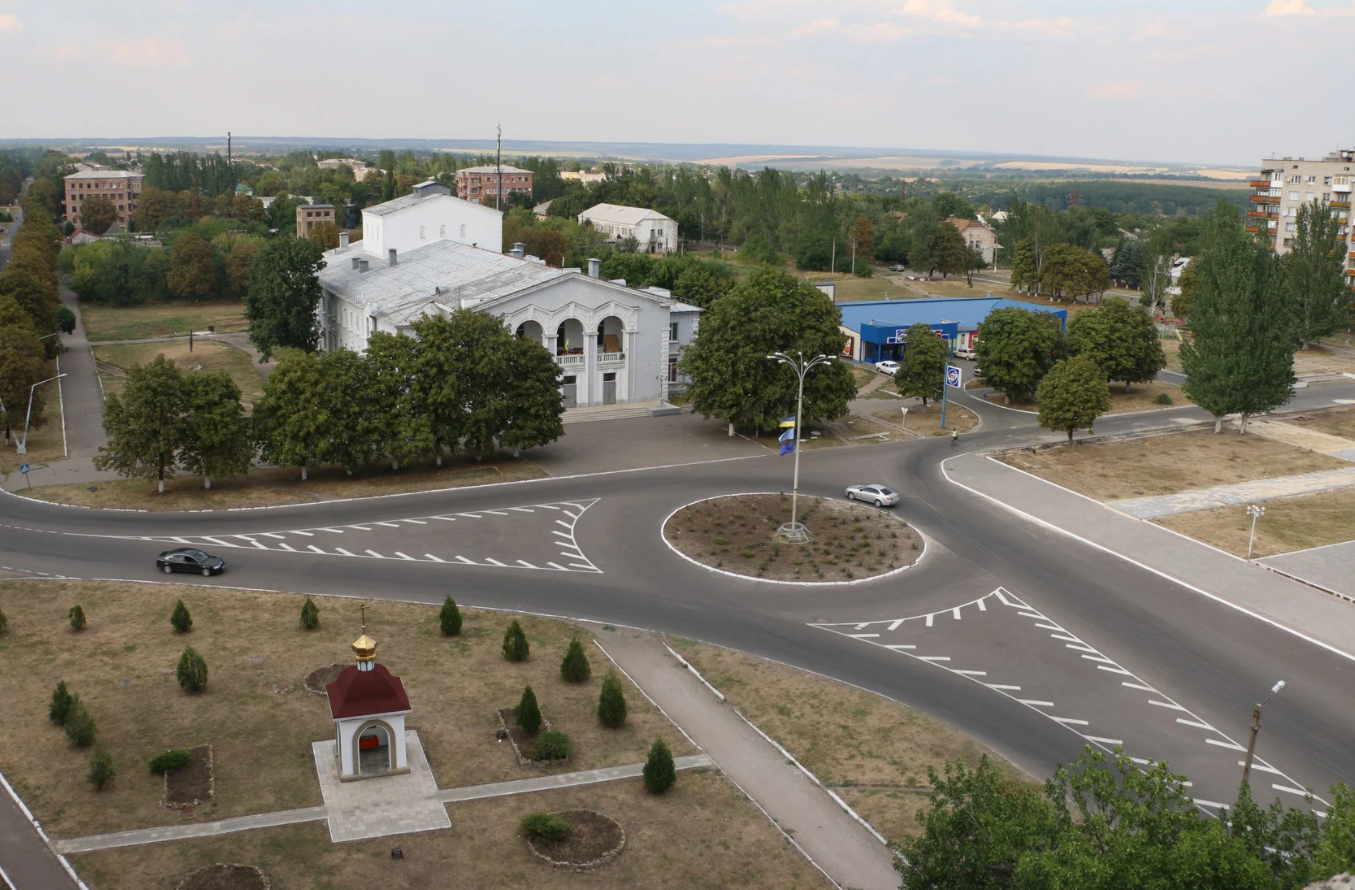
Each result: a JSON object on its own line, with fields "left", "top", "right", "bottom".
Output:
{"left": 300, "top": 597, "right": 320, "bottom": 630}
{"left": 177, "top": 646, "right": 208, "bottom": 693}
{"left": 439, "top": 596, "right": 462, "bottom": 636}
{"left": 88, "top": 745, "right": 116, "bottom": 790}
{"left": 69, "top": 604, "right": 87, "bottom": 630}
{"left": 643, "top": 739, "right": 676, "bottom": 794}
{"left": 515, "top": 685, "right": 542, "bottom": 735}
{"left": 49, "top": 680, "right": 74, "bottom": 725}
{"left": 502, "top": 619, "right": 529, "bottom": 662}
{"left": 170, "top": 599, "right": 193, "bottom": 633}
{"left": 64, "top": 696, "right": 97, "bottom": 747}
{"left": 560, "top": 638, "right": 591, "bottom": 683}
{"left": 0, "top": 604, "right": 8, "bottom": 635}
{"left": 597, "top": 671, "right": 628, "bottom": 728}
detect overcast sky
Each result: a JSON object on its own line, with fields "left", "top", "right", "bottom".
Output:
{"left": 2, "top": 0, "right": 1351, "bottom": 166}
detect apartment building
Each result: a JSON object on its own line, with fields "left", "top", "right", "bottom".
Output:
{"left": 297, "top": 203, "right": 335, "bottom": 238}
{"left": 454, "top": 165, "right": 533, "bottom": 205}
{"left": 1251, "top": 149, "right": 1355, "bottom": 288}
{"left": 63, "top": 170, "right": 145, "bottom": 229}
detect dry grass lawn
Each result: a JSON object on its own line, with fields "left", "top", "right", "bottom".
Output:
{"left": 669, "top": 638, "right": 1026, "bottom": 843}
{"left": 81, "top": 302, "right": 249, "bottom": 343}
{"left": 1154, "top": 488, "right": 1355, "bottom": 559}
{"left": 20, "top": 455, "right": 546, "bottom": 510}
{"left": 974, "top": 380, "right": 1188, "bottom": 415}
{"left": 999, "top": 430, "right": 1349, "bottom": 502}
{"left": 1287, "top": 406, "right": 1355, "bottom": 442}
{"left": 69, "top": 772, "right": 829, "bottom": 890}
{"left": 1162, "top": 338, "right": 1184, "bottom": 372}
{"left": 873, "top": 403, "right": 978, "bottom": 436}
{"left": 0, "top": 581, "right": 690, "bottom": 838}
{"left": 94, "top": 340, "right": 265, "bottom": 406}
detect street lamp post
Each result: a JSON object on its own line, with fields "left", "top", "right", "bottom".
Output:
{"left": 1241, "top": 680, "right": 1285, "bottom": 789}
{"left": 1246, "top": 504, "right": 1265, "bottom": 559}
{"left": 767, "top": 351, "right": 835, "bottom": 545}
{"left": 18, "top": 373, "right": 67, "bottom": 454}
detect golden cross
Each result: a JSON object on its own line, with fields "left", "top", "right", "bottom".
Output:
{"left": 359, "top": 603, "right": 367, "bottom": 634}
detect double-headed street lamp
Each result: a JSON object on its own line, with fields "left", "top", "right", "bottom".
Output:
{"left": 16, "top": 373, "right": 67, "bottom": 454}
{"left": 1241, "top": 679, "right": 1285, "bottom": 788}
{"left": 767, "top": 351, "right": 835, "bottom": 544}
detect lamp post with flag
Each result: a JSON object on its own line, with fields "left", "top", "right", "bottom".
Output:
{"left": 767, "top": 351, "right": 835, "bottom": 544}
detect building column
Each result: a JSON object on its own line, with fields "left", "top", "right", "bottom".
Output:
{"left": 622, "top": 329, "right": 635, "bottom": 402}
{"left": 658, "top": 328, "right": 669, "bottom": 404}
{"left": 582, "top": 335, "right": 595, "bottom": 406}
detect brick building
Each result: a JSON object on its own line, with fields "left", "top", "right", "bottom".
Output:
{"left": 454, "top": 165, "right": 533, "bottom": 205}
{"left": 297, "top": 203, "right": 336, "bottom": 238}
{"left": 63, "top": 170, "right": 144, "bottom": 229}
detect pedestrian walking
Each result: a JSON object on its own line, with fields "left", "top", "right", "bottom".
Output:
{"left": 951, "top": 428, "right": 959, "bottom": 447}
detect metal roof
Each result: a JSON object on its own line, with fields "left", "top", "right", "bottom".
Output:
{"left": 837, "top": 297, "right": 1066, "bottom": 334}
{"left": 578, "top": 203, "right": 673, "bottom": 227}
{"left": 362, "top": 190, "right": 494, "bottom": 219}
{"left": 63, "top": 170, "right": 143, "bottom": 180}
{"left": 457, "top": 165, "right": 532, "bottom": 175}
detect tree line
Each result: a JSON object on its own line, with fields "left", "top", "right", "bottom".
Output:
{"left": 94, "top": 311, "right": 566, "bottom": 491}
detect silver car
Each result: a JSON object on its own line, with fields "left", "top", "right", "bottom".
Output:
{"left": 844, "top": 484, "right": 900, "bottom": 507}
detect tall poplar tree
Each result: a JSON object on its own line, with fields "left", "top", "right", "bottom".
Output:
{"left": 1181, "top": 202, "right": 1296, "bottom": 433}
{"left": 245, "top": 237, "right": 324, "bottom": 360}
{"left": 1285, "top": 201, "right": 1349, "bottom": 349}
{"left": 180, "top": 372, "right": 252, "bottom": 489}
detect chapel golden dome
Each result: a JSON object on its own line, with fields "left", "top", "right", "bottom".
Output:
{"left": 352, "top": 632, "right": 377, "bottom": 662}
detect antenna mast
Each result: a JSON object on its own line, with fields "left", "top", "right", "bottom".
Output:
{"left": 496, "top": 124, "right": 503, "bottom": 212}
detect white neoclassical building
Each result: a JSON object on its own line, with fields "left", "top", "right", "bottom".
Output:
{"left": 317, "top": 183, "right": 700, "bottom": 407}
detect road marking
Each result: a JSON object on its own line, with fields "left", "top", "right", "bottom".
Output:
{"left": 376, "top": 522, "right": 400, "bottom": 528}
{"left": 457, "top": 513, "right": 482, "bottom": 519}
{"left": 1083, "top": 736, "right": 1124, "bottom": 746}
{"left": 516, "top": 560, "right": 537, "bottom": 569}
{"left": 433, "top": 516, "right": 456, "bottom": 522}
{"left": 953, "top": 669, "right": 987, "bottom": 676}
{"left": 335, "top": 548, "right": 356, "bottom": 557}
{"left": 1121, "top": 682, "right": 1156, "bottom": 692}
{"left": 925, "top": 614, "right": 934, "bottom": 627}
{"left": 481, "top": 510, "right": 509, "bottom": 516}
{"left": 552, "top": 530, "right": 573, "bottom": 539}
{"left": 951, "top": 607, "right": 962, "bottom": 620}
{"left": 563, "top": 511, "right": 580, "bottom": 520}
{"left": 291, "top": 530, "right": 314, "bottom": 536}
{"left": 917, "top": 656, "right": 950, "bottom": 662}
{"left": 1131, "top": 757, "right": 1154, "bottom": 766}
{"left": 509, "top": 507, "right": 535, "bottom": 513}
{"left": 483, "top": 558, "right": 507, "bottom": 566}
{"left": 985, "top": 684, "right": 1021, "bottom": 691}
{"left": 454, "top": 557, "right": 475, "bottom": 564}
{"left": 279, "top": 544, "right": 297, "bottom": 552}
{"left": 569, "top": 563, "right": 594, "bottom": 570}
{"left": 307, "top": 545, "right": 325, "bottom": 554}
{"left": 537, "top": 504, "right": 560, "bottom": 510}
{"left": 975, "top": 598, "right": 986, "bottom": 611}
{"left": 1149, "top": 700, "right": 1186, "bottom": 711}
{"left": 849, "top": 633, "right": 880, "bottom": 639}
{"left": 547, "top": 562, "right": 569, "bottom": 571}
{"left": 1176, "top": 718, "right": 1215, "bottom": 730}
{"left": 1206, "top": 739, "right": 1246, "bottom": 751}
{"left": 1095, "top": 664, "right": 1132, "bottom": 675}
{"left": 424, "top": 554, "right": 445, "bottom": 563}
{"left": 1065, "top": 643, "right": 1098, "bottom": 652}
{"left": 1081, "top": 654, "right": 1116, "bottom": 664}
{"left": 888, "top": 618, "right": 906, "bottom": 630}
{"left": 364, "top": 549, "right": 384, "bottom": 558}
{"left": 1042, "top": 626, "right": 1072, "bottom": 635}
{"left": 394, "top": 552, "right": 414, "bottom": 560}
{"left": 401, "top": 519, "right": 427, "bottom": 525}
{"left": 1052, "top": 717, "right": 1090, "bottom": 726}
{"left": 261, "top": 533, "right": 286, "bottom": 539}
{"left": 555, "top": 519, "right": 573, "bottom": 529}
{"left": 1237, "top": 760, "right": 1282, "bottom": 775}
{"left": 885, "top": 644, "right": 915, "bottom": 650}
{"left": 1193, "top": 799, "right": 1229, "bottom": 809}
{"left": 1017, "top": 611, "right": 1044, "bottom": 620}
{"left": 349, "top": 525, "right": 372, "bottom": 531}
{"left": 201, "top": 536, "right": 230, "bottom": 546}
{"left": 1018, "top": 700, "right": 1055, "bottom": 707}
{"left": 320, "top": 528, "right": 344, "bottom": 534}
{"left": 1273, "top": 784, "right": 1310, "bottom": 796}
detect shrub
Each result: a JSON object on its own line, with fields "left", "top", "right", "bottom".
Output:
{"left": 49, "top": 680, "right": 74, "bottom": 725}
{"left": 170, "top": 599, "right": 193, "bottom": 633}
{"left": 439, "top": 595, "right": 462, "bottom": 636}
{"left": 300, "top": 597, "right": 319, "bottom": 630}
{"left": 177, "top": 646, "right": 208, "bottom": 693}
{"left": 535, "top": 731, "right": 572, "bottom": 761}
{"left": 69, "top": 604, "right": 86, "bottom": 630}
{"left": 64, "top": 697, "right": 96, "bottom": 747}
{"left": 502, "top": 619, "right": 529, "bottom": 662}
{"left": 0, "top": 604, "right": 8, "bottom": 634}
{"left": 520, "top": 812, "right": 572, "bottom": 842}
{"left": 148, "top": 749, "right": 192, "bottom": 774}
{"left": 57, "top": 305, "right": 77, "bottom": 335}
{"left": 643, "top": 739, "right": 676, "bottom": 794}
{"left": 560, "top": 638, "right": 591, "bottom": 683}
{"left": 1155, "top": 392, "right": 1173, "bottom": 405}
{"left": 88, "top": 745, "right": 116, "bottom": 790}
{"left": 597, "top": 671, "right": 628, "bottom": 728}
{"left": 515, "top": 685, "right": 542, "bottom": 735}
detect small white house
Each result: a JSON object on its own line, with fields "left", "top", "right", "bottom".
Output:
{"left": 325, "top": 625, "right": 411, "bottom": 781}
{"left": 578, "top": 203, "right": 678, "bottom": 253}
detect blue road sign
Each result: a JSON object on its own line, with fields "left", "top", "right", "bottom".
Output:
{"left": 946, "top": 365, "right": 962, "bottom": 388}
{"left": 20, "top": 464, "right": 29, "bottom": 475}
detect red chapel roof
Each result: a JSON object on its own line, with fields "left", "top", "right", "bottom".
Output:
{"left": 326, "top": 663, "right": 411, "bottom": 720}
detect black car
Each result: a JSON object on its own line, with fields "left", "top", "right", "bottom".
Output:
{"left": 156, "top": 548, "right": 226, "bottom": 576}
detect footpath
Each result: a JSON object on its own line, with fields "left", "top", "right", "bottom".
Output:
{"left": 944, "top": 453, "right": 1355, "bottom": 659}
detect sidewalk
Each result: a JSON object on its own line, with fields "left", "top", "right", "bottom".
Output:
{"left": 945, "top": 453, "right": 1355, "bottom": 659}
{"left": 1110, "top": 466, "right": 1355, "bottom": 519}
{"left": 596, "top": 631, "right": 900, "bottom": 890}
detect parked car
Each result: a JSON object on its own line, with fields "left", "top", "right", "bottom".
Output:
{"left": 954, "top": 346, "right": 978, "bottom": 361}
{"left": 888, "top": 264, "right": 905, "bottom": 272}
{"left": 156, "top": 548, "right": 226, "bottom": 576}
{"left": 874, "top": 360, "right": 900, "bottom": 375}
{"left": 844, "top": 484, "right": 900, "bottom": 507}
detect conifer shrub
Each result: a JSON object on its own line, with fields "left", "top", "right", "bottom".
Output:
{"left": 64, "top": 697, "right": 97, "bottom": 747}
{"left": 560, "top": 637, "right": 591, "bottom": 683}
{"left": 597, "top": 671, "right": 628, "bottom": 728}
{"left": 170, "top": 599, "right": 193, "bottom": 633}
{"left": 149, "top": 749, "right": 192, "bottom": 774}
{"left": 515, "top": 685, "right": 542, "bottom": 735}
{"left": 535, "top": 731, "right": 572, "bottom": 761}
{"left": 643, "top": 739, "right": 676, "bottom": 794}
{"left": 300, "top": 597, "right": 320, "bottom": 630}
{"left": 49, "top": 680, "right": 74, "bottom": 725}
{"left": 440, "top": 596, "right": 462, "bottom": 636}
{"left": 502, "top": 619, "right": 529, "bottom": 662}
{"left": 89, "top": 745, "right": 116, "bottom": 790}
{"left": 177, "top": 646, "right": 208, "bottom": 693}
{"left": 521, "top": 812, "right": 572, "bottom": 842}
{"left": 69, "top": 604, "right": 86, "bottom": 630}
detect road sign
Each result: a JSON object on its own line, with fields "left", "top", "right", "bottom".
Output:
{"left": 19, "top": 464, "right": 29, "bottom": 475}
{"left": 946, "top": 365, "right": 962, "bottom": 388}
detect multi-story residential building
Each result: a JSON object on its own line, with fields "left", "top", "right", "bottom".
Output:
{"left": 1251, "top": 150, "right": 1355, "bottom": 288}
{"left": 297, "top": 203, "right": 335, "bottom": 239}
{"left": 454, "top": 165, "right": 533, "bottom": 205}
{"left": 578, "top": 204, "right": 679, "bottom": 253}
{"left": 63, "top": 170, "right": 144, "bottom": 229}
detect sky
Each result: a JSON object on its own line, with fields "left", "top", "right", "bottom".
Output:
{"left": 2, "top": 0, "right": 1353, "bottom": 166}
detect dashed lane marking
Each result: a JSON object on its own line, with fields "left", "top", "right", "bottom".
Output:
{"left": 1019, "top": 700, "right": 1055, "bottom": 707}
{"left": 1206, "top": 739, "right": 1247, "bottom": 751}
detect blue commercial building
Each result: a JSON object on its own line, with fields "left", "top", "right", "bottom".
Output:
{"left": 836, "top": 297, "right": 1067, "bottom": 363}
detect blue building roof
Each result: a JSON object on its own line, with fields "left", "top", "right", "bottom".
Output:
{"left": 837, "top": 296, "right": 1066, "bottom": 335}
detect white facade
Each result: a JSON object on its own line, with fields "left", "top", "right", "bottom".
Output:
{"left": 334, "top": 709, "right": 409, "bottom": 781}
{"left": 578, "top": 203, "right": 679, "bottom": 253}
{"left": 361, "top": 181, "right": 503, "bottom": 259}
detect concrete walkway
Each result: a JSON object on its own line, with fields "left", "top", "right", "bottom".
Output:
{"left": 51, "top": 752, "right": 715, "bottom": 854}
{"left": 1110, "top": 466, "right": 1355, "bottom": 519}
{"left": 596, "top": 631, "right": 900, "bottom": 890}
{"left": 945, "top": 453, "right": 1355, "bottom": 658}
{"left": 1246, "top": 417, "right": 1355, "bottom": 461}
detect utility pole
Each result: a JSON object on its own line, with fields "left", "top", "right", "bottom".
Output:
{"left": 1241, "top": 680, "right": 1285, "bottom": 789}
{"left": 496, "top": 124, "right": 503, "bottom": 212}
{"left": 227, "top": 131, "right": 231, "bottom": 169}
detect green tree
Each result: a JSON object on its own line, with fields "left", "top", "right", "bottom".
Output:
{"left": 88, "top": 745, "right": 117, "bottom": 791}
{"left": 180, "top": 372, "right": 252, "bottom": 489}
{"left": 1036, "top": 356, "right": 1110, "bottom": 443}
{"left": 907, "top": 211, "right": 943, "bottom": 277}
{"left": 560, "top": 638, "right": 591, "bottom": 683}
{"left": 177, "top": 645, "right": 208, "bottom": 693}
{"left": 894, "top": 322, "right": 946, "bottom": 408}
{"left": 1285, "top": 201, "right": 1349, "bottom": 349}
{"left": 1182, "top": 203, "right": 1296, "bottom": 433}
{"left": 502, "top": 619, "right": 530, "bottom": 662}
{"left": 1172, "top": 262, "right": 1199, "bottom": 319}
{"left": 679, "top": 267, "right": 856, "bottom": 432}
{"left": 643, "top": 739, "right": 676, "bottom": 794}
{"left": 252, "top": 351, "right": 327, "bottom": 480}
{"left": 439, "top": 596, "right": 462, "bottom": 636}
{"left": 64, "top": 696, "right": 97, "bottom": 747}
{"left": 57, "top": 305, "right": 76, "bottom": 334}
{"left": 94, "top": 355, "right": 188, "bottom": 493}
{"left": 166, "top": 233, "right": 218, "bottom": 302}
{"left": 597, "top": 671, "right": 628, "bottom": 728}
{"left": 365, "top": 332, "right": 432, "bottom": 470}
{"left": 1315, "top": 783, "right": 1355, "bottom": 877}
{"left": 1066, "top": 297, "right": 1165, "bottom": 391}
{"left": 0, "top": 265, "right": 60, "bottom": 345}
{"left": 49, "top": 680, "right": 74, "bottom": 724}
{"left": 935, "top": 221, "right": 971, "bottom": 280}
{"left": 171, "top": 599, "right": 193, "bottom": 633}
{"left": 69, "top": 604, "right": 86, "bottom": 630}
{"left": 1138, "top": 224, "right": 1175, "bottom": 315}
{"left": 315, "top": 349, "right": 380, "bottom": 473}
{"left": 849, "top": 214, "right": 876, "bottom": 264}
{"left": 300, "top": 597, "right": 320, "bottom": 630}
{"left": 223, "top": 238, "right": 262, "bottom": 300}
{"left": 1010, "top": 237, "right": 1039, "bottom": 293}
{"left": 245, "top": 237, "right": 323, "bottom": 360}
{"left": 80, "top": 195, "right": 118, "bottom": 236}
{"left": 307, "top": 220, "right": 341, "bottom": 251}
{"left": 0, "top": 298, "right": 49, "bottom": 445}
{"left": 0, "top": 604, "right": 7, "bottom": 635}
{"left": 975, "top": 307, "right": 1065, "bottom": 404}
{"left": 514, "top": 685, "right": 542, "bottom": 735}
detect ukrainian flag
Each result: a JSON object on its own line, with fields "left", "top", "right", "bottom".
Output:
{"left": 779, "top": 416, "right": 796, "bottom": 429}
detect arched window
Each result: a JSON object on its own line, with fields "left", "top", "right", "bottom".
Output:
{"left": 460, "top": 224, "right": 466, "bottom": 238}
{"left": 440, "top": 224, "right": 446, "bottom": 238}
{"left": 420, "top": 225, "right": 426, "bottom": 239}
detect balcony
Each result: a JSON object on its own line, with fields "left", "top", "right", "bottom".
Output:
{"left": 1331, "top": 200, "right": 1351, "bottom": 209}
{"left": 1246, "top": 210, "right": 1278, "bottom": 219}
{"left": 598, "top": 351, "right": 627, "bottom": 368}
{"left": 555, "top": 353, "right": 585, "bottom": 368}
{"left": 1249, "top": 180, "right": 1271, "bottom": 188}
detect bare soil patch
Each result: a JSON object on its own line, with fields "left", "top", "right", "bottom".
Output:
{"left": 176, "top": 863, "right": 268, "bottom": 890}
{"left": 999, "top": 430, "right": 1348, "bottom": 502}
{"left": 665, "top": 493, "right": 920, "bottom": 582}
{"left": 69, "top": 773, "right": 828, "bottom": 890}
{"left": 527, "top": 810, "right": 625, "bottom": 868}
{"left": 669, "top": 638, "right": 1027, "bottom": 842}
{"left": 164, "top": 745, "right": 214, "bottom": 809}
{"left": 873, "top": 403, "right": 979, "bottom": 436}
{"left": 0, "top": 581, "right": 687, "bottom": 837}
{"left": 1153, "top": 488, "right": 1355, "bottom": 559}
{"left": 497, "top": 707, "right": 558, "bottom": 764}
{"left": 302, "top": 664, "right": 345, "bottom": 695}
{"left": 1286, "top": 406, "right": 1355, "bottom": 442}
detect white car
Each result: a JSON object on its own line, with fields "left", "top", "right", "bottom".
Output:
{"left": 954, "top": 346, "right": 977, "bottom": 361}
{"left": 874, "top": 360, "right": 900, "bottom": 375}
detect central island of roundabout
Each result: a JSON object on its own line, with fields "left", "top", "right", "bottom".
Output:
{"left": 661, "top": 492, "right": 926, "bottom": 584}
